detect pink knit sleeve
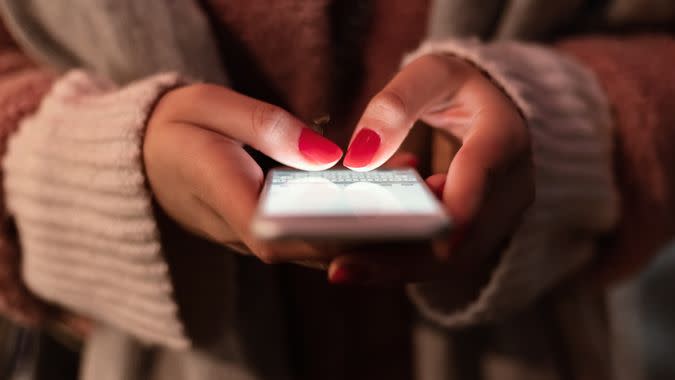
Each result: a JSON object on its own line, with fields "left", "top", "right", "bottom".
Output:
{"left": 4, "top": 70, "right": 190, "bottom": 348}
{"left": 557, "top": 35, "right": 675, "bottom": 285}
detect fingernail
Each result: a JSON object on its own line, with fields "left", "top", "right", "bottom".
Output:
{"left": 298, "top": 127, "right": 343, "bottom": 164}
{"left": 344, "top": 128, "right": 381, "bottom": 169}
{"left": 329, "top": 263, "right": 370, "bottom": 284}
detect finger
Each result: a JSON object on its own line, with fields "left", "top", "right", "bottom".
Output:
{"left": 443, "top": 107, "right": 529, "bottom": 227}
{"left": 160, "top": 85, "right": 343, "bottom": 171}
{"left": 381, "top": 151, "right": 419, "bottom": 169}
{"left": 180, "top": 125, "right": 335, "bottom": 263}
{"left": 425, "top": 173, "right": 463, "bottom": 261}
{"left": 344, "top": 54, "right": 472, "bottom": 171}
{"left": 451, "top": 159, "right": 533, "bottom": 265}
{"left": 145, "top": 120, "right": 253, "bottom": 245}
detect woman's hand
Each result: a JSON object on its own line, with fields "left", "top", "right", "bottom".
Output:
{"left": 329, "top": 54, "right": 534, "bottom": 285}
{"left": 144, "top": 84, "right": 344, "bottom": 264}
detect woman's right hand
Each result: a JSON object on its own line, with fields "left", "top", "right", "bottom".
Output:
{"left": 144, "top": 84, "right": 343, "bottom": 263}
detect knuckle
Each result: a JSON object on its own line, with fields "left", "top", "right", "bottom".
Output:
{"left": 251, "top": 103, "right": 289, "bottom": 140}
{"left": 369, "top": 90, "right": 409, "bottom": 125}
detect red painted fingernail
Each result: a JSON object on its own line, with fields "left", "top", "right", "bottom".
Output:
{"left": 329, "top": 264, "right": 370, "bottom": 284}
{"left": 343, "top": 128, "right": 381, "bottom": 169}
{"left": 298, "top": 128, "right": 343, "bottom": 164}
{"left": 329, "top": 266, "right": 350, "bottom": 284}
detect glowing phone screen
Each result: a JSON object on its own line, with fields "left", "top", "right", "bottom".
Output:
{"left": 261, "top": 169, "right": 441, "bottom": 216}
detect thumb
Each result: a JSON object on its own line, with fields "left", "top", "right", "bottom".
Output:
{"left": 155, "top": 85, "right": 344, "bottom": 171}
{"left": 344, "top": 55, "right": 470, "bottom": 171}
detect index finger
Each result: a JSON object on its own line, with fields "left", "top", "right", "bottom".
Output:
{"left": 343, "top": 54, "right": 471, "bottom": 171}
{"left": 160, "top": 84, "right": 343, "bottom": 171}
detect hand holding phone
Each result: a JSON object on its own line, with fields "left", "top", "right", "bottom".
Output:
{"left": 145, "top": 84, "right": 345, "bottom": 263}
{"left": 145, "top": 52, "right": 534, "bottom": 286}
{"left": 321, "top": 53, "right": 534, "bottom": 285}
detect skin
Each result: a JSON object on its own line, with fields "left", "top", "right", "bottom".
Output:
{"left": 144, "top": 54, "right": 534, "bottom": 286}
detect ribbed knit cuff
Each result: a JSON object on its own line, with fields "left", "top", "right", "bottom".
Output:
{"left": 403, "top": 39, "right": 619, "bottom": 326}
{"left": 3, "top": 70, "right": 189, "bottom": 348}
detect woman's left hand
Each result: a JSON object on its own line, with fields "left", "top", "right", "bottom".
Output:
{"left": 328, "top": 54, "right": 534, "bottom": 285}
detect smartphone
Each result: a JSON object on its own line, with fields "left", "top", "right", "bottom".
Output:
{"left": 252, "top": 167, "right": 450, "bottom": 241}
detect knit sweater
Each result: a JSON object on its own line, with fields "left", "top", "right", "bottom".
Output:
{"left": 0, "top": 1, "right": 674, "bottom": 379}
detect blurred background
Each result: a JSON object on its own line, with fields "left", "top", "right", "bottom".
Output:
{"left": 609, "top": 240, "right": 675, "bottom": 380}
{"left": 0, "top": 319, "right": 79, "bottom": 380}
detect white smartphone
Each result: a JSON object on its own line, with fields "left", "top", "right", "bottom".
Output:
{"left": 252, "top": 167, "right": 450, "bottom": 241}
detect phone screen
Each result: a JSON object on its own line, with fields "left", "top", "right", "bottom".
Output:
{"left": 260, "top": 168, "right": 441, "bottom": 216}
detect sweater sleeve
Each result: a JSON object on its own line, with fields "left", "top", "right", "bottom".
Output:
{"left": 556, "top": 35, "right": 675, "bottom": 285}
{"left": 402, "top": 39, "right": 619, "bottom": 326}
{"left": 3, "top": 70, "right": 190, "bottom": 348}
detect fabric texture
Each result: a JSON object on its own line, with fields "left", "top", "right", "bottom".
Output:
{"left": 204, "top": 0, "right": 333, "bottom": 121}
{"left": 3, "top": 70, "right": 189, "bottom": 349}
{"left": 0, "top": 0, "right": 229, "bottom": 350}
{"left": 0, "top": 0, "right": 227, "bottom": 85}
{"left": 557, "top": 36, "right": 675, "bottom": 285}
